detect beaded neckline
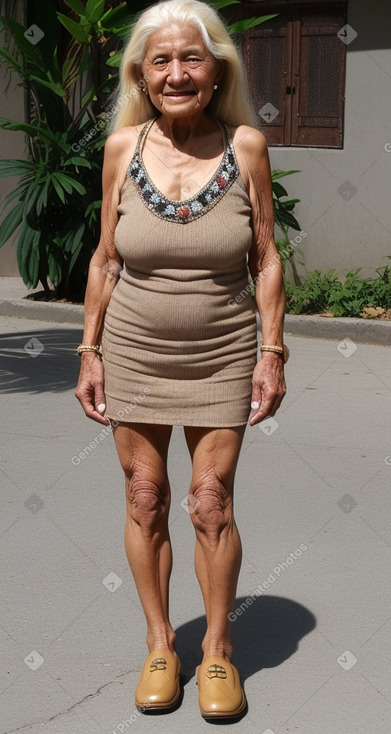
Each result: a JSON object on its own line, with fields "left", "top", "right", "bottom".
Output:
{"left": 126, "top": 117, "right": 239, "bottom": 224}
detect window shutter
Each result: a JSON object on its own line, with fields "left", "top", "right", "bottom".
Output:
{"left": 244, "top": 16, "right": 290, "bottom": 145}
{"left": 291, "top": 8, "right": 346, "bottom": 147}
{"left": 243, "top": 2, "right": 346, "bottom": 148}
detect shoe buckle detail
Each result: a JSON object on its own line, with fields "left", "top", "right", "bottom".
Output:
{"left": 150, "top": 657, "right": 167, "bottom": 672}
{"left": 206, "top": 664, "right": 227, "bottom": 680}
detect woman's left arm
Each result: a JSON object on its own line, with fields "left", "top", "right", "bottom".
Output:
{"left": 235, "top": 126, "right": 287, "bottom": 426}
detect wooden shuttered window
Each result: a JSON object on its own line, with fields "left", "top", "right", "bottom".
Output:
{"left": 244, "top": 3, "right": 347, "bottom": 147}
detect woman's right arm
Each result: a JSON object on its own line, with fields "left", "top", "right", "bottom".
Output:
{"left": 75, "top": 132, "right": 130, "bottom": 425}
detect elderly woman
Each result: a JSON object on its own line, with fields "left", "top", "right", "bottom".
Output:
{"left": 75, "top": 0, "right": 287, "bottom": 719}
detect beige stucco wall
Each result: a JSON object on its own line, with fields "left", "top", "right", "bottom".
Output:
{"left": 268, "top": 0, "right": 391, "bottom": 279}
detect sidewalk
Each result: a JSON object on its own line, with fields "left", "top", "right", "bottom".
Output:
{"left": 1, "top": 277, "right": 391, "bottom": 343}
{"left": 1, "top": 312, "right": 391, "bottom": 734}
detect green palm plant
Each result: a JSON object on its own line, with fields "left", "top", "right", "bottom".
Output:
{"left": 0, "top": 1, "right": 133, "bottom": 300}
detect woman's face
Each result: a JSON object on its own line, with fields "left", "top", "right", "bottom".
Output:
{"left": 141, "top": 23, "right": 222, "bottom": 118}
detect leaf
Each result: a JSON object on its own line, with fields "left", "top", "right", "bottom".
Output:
{"left": 36, "top": 177, "right": 51, "bottom": 216}
{"left": 51, "top": 175, "right": 66, "bottom": 204}
{"left": 106, "top": 52, "right": 123, "bottom": 68}
{"left": 228, "top": 15, "right": 278, "bottom": 34}
{"left": 100, "top": 4, "right": 134, "bottom": 30}
{"left": 54, "top": 173, "right": 73, "bottom": 195}
{"left": 272, "top": 182, "right": 288, "bottom": 198}
{"left": 272, "top": 169, "right": 300, "bottom": 180}
{"left": 63, "top": 0, "right": 85, "bottom": 15}
{"left": 275, "top": 209, "right": 301, "bottom": 230}
{"left": 22, "top": 180, "right": 42, "bottom": 218}
{"left": 63, "top": 157, "right": 92, "bottom": 169}
{"left": 208, "top": 0, "right": 240, "bottom": 9}
{"left": 0, "top": 159, "right": 36, "bottom": 178}
{"left": 0, "top": 201, "right": 24, "bottom": 247}
{"left": 57, "top": 13, "right": 91, "bottom": 43}
{"left": 16, "top": 225, "right": 40, "bottom": 289}
{"left": 85, "top": 0, "right": 105, "bottom": 24}
{"left": 0, "top": 118, "right": 63, "bottom": 146}
{"left": 30, "top": 75, "right": 66, "bottom": 97}
{"left": 0, "top": 47, "right": 25, "bottom": 76}
{"left": 0, "top": 17, "right": 42, "bottom": 63}
{"left": 2, "top": 181, "right": 30, "bottom": 209}
{"left": 81, "top": 84, "right": 95, "bottom": 107}
{"left": 54, "top": 172, "right": 87, "bottom": 195}
{"left": 282, "top": 199, "right": 301, "bottom": 207}
{"left": 47, "top": 250, "right": 62, "bottom": 287}
{"left": 68, "top": 236, "right": 85, "bottom": 274}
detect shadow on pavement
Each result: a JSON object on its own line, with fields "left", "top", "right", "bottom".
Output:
{"left": 175, "top": 595, "right": 316, "bottom": 685}
{"left": 0, "top": 328, "right": 82, "bottom": 394}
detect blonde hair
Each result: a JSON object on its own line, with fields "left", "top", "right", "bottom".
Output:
{"left": 107, "top": 0, "right": 257, "bottom": 132}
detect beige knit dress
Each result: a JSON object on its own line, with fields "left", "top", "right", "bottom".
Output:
{"left": 101, "top": 117, "right": 258, "bottom": 427}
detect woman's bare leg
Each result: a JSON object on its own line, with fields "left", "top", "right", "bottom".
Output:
{"left": 184, "top": 425, "right": 246, "bottom": 662}
{"left": 113, "top": 422, "right": 176, "bottom": 652}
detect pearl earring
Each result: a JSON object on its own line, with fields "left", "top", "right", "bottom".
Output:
{"left": 213, "top": 83, "right": 218, "bottom": 90}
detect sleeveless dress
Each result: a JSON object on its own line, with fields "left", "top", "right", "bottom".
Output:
{"left": 101, "top": 117, "right": 258, "bottom": 427}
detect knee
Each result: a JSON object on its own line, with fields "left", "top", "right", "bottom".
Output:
{"left": 190, "top": 474, "right": 233, "bottom": 542}
{"left": 126, "top": 475, "right": 169, "bottom": 533}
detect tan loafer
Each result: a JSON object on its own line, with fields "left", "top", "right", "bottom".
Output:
{"left": 196, "top": 655, "right": 247, "bottom": 718}
{"left": 135, "top": 648, "right": 181, "bottom": 711}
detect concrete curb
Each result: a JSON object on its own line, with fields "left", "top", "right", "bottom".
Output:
{"left": 0, "top": 296, "right": 390, "bottom": 345}
{"left": 284, "top": 313, "right": 391, "bottom": 346}
{"left": 0, "top": 297, "right": 84, "bottom": 325}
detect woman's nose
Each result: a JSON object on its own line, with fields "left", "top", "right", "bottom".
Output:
{"left": 166, "top": 59, "right": 188, "bottom": 83}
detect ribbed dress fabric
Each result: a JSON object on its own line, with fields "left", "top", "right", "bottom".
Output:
{"left": 101, "top": 119, "right": 258, "bottom": 427}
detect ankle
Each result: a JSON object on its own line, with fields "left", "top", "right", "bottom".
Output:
{"left": 201, "top": 638, "right": 233, "bottom": 662}
{"left": 146, "top": 627, "right": 176, "bottom": 653}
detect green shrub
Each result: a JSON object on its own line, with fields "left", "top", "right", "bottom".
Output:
{"left": 285, "top": 265, "right": 391, "bottom": 317}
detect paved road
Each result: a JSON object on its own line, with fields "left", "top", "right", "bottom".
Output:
{"left": 1, "top": 314, "right": 390, "bottom": 734}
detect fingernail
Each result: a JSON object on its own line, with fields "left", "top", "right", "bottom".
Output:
{"left": 97, "top": 403, "right": 106, "bottom": 413}
{"left": 251, "top": 401, "right": 260, "bottom": 409}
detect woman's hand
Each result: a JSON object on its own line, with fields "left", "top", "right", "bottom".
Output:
{"left": 75, "top": 352, "right": 110, "bottom": 426}
{"left": 249, "top": 354, "right": 286, "bottom": 426}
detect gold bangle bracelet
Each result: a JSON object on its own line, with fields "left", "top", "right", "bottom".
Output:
{"left": 261, "top": 344, "right": 290, "bottom": 364}
{"left": 77, "top": 345, "right": 102, "bottom": 357}
{"left": 261, "top": 345, "right": 284, "bottom": 354}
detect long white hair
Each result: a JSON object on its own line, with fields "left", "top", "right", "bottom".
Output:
{"left": 107, "top": 0, "right": 257, "bottom": 131}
